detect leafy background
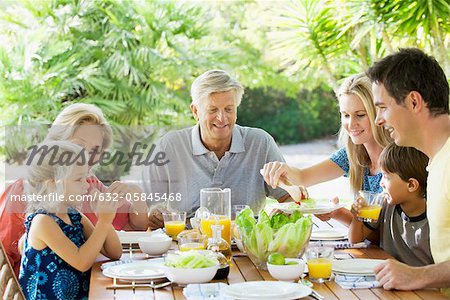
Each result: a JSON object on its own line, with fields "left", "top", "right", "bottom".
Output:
{"left": 1, "top": 0, "right": 449, "bottom": 168}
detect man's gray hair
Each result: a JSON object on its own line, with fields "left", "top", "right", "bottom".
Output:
{"left": 190, "top": 70, "right": 244, "bottom": 107}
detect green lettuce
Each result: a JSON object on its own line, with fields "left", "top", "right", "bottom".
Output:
{"left": 235, "top": 207, "right": 312, "bottom": 262}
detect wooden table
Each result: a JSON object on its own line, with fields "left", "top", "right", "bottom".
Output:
{"left": 90, "top": 217, "right": 446, "bottom": 299}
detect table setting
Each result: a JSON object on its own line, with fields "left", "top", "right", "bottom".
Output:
{"left": 91, "top": 187, "right": 444, "bottom": 299}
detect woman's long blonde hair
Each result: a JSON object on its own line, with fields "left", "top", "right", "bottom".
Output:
{"left": 337, "top": 73, "right": 392, "bottom": 193}
{"left": 45, "top": 103, "right": 112, "bottom": 150}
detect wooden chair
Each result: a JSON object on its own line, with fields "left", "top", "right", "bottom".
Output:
{"left": 0, "top": 242, "right": 24, "bottom": 300}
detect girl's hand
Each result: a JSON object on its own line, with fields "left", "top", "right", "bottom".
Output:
{"left": 89, "top": 188, "right": 119, "bottom": 224}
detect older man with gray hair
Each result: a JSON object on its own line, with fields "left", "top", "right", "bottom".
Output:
{"left": 144, "top": 69, "right": 297, "bottom": 228}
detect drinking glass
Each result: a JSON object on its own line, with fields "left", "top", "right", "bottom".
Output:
{"left": 199, "top": 188, "right": 232, "bottom": 244}
{"left": 356, "top": 191, "right": 384, "bottom": 222}
{"left": 163, "top": 212, "right": 186, "bottom": 240}
{"left": 305, "top": 246, "right": 334, "bottom": 283}
{"left": 178, "top": 233, "right": 207, "bottom": 251}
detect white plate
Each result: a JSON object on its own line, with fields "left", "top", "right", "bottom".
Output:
{"left": 310, "top": 229, "right": 348, "bottom": 241}
{"left": 332, "top": 259, "right": 385, "bottom": 275}
{"left": 269, "top": 202, "right": 345, "bottom": 215}
{"left": 220, "top": 281, "right": 311, "bottom": 299}
{"left": 103, "top": 258, "right": 166, "bottom": 281}
{"left": 116, "top": 231, "right": 152, "bottom": 244}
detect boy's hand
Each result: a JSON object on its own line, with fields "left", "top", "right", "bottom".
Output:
{"left": 351, "top": 196, "right": 367, "bottom": 217}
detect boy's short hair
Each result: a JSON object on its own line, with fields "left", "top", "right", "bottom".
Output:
{"left": 380, "top": 143, "right": 429, "bottom": 197}
{"left": 367, "top": 48, "right": 449, "bottom": 116}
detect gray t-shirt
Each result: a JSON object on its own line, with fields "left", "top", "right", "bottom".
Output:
{"left": 141, "top": 124, "right": 287, "bottom": 216}
{"left": 365, "top": 203, "right": 433, "bottom": 266}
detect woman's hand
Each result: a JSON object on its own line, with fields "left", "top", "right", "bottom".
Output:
{"left": 315, "top": 197, "right": 340, "bottom": 221}
{"left": 105, "top": 181, "right": 138, "bottom": 207}
{"left": 262, "top": 161, "right": 294, "bottom": 189}
{"left": 148, "top": 205, "right": 169, "bottom": 229}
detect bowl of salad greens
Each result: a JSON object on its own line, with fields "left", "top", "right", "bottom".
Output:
{"left": 162, "top": 251, "right": 220, "bottom": 284}
{"left": 235, "top": 207, "right": 312, "bottom": 270}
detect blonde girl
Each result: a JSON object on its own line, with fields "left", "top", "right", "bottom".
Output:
{"left": 1, "top": 103, "right": 148, "bottom": 275}
{"left": 19, "top": 141, "right": 121, "bottom": 300}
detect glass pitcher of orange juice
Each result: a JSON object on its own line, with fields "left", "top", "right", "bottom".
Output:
{"left": 198, "top": 188, "right": 232, "bottom": 245}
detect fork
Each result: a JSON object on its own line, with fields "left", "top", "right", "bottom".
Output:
{"left": 310, "top": 289, "right": 325, "bottom": 300}
{"left": 106, "top": 281, "right": 172, "bottom": 289}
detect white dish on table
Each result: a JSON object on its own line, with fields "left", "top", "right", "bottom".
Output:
{"left": 268, "top": 201, "right": 345, "bottom": 215}
{"left": 220, "top": 281, "right": 311, "bottom": 299}
{"left": 332, "top": 258, "right": 385, "bottom": 276}
{"left": 102, "top": 258, "right": 166, "bottom": 282}
{"left": 310, "top": 228, "right": 348, "bottom": 241}
{"left": 116, "top": 231, "right": 152, "bottom": 244}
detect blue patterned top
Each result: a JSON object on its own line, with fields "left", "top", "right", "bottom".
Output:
{"left": 19, "top": 208, "right": 90, "bottom": 300}
{"left": 330, "top": 147, "right": 383, "bottom": 193}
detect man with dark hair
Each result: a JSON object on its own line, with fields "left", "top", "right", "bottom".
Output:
{"left": 367, "top": 48, "right": 450, "bottom": 294}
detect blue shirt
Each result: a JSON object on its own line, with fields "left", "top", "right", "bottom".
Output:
{"left": 330, "top": 147, "right": 382, "bottom": 193}
{"left": 19, "top": 208, "right": 90, "bottom": 300}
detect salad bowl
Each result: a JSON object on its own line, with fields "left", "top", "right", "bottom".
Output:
{"left": 235, "top": 207, "right": 312, "bottom": 270}
{"left": 161, "top": 251, "right": 220, "bottom": 284}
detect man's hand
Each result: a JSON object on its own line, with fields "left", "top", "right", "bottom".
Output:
{"left": 375, "top": 259, "right": 425, "bottom": 290}
{"left": 148, "top": 205, "right": 169, "bottom": 229}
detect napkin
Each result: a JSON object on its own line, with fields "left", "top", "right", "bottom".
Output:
{"left": 335, "top": 274, "right": 380, "bottom": 289}
{"left": 311, "top": 240, "right": 370, "bottom": 249}
{"left": 101, "top": 258, "right": 134, "bottom": 270}
{"left": 183, "top": 283, "right": 229, "bottom": 300}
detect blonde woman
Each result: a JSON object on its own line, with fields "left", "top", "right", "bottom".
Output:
{"left": 45, "top": 104, "right": 148, "bottom": 231}
{"left": 0, "top": 103, "right": 148, "bottom": 275}
{"left": 262, "top": 73, "right": 392, "bottom": 223}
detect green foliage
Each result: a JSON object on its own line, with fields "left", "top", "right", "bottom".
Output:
{"left": 238, "top": 87, "right": 340, "bottom": 144}
{"left": 0, "top": 0, "right": 448, "bottom": 167}
{"left": 0, "top": 0, "right": 214, "bottom": 126}
{"left": 270, "top": 0, "right": 450, "bottom": 88}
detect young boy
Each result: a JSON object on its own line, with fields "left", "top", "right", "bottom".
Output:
{"left": 349, "top": 143, "right": 433, "bottom": 266}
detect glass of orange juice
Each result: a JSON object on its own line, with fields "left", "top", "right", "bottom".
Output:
{"left": 356, "top": 191, "right": 385, "bottom": 222}
{"left": 305, "top": 246, "right": 334, "bottom": 283}
{"left": 178, "top": 233, "right": 207, "bottom": 251}
{"left": 163, "top": 212, "right": 186, "bottom": 240}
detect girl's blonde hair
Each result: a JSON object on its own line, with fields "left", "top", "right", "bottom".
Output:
{"left": 26, "top": 141, "right": 85, "bottom": 213}
{"left": 337, "top": 73, "right": 392, "bottom": 193}
{"left": 46, "top": 103, "right": 112, "bottom": 150}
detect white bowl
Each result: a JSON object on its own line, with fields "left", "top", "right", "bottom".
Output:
{"left": 138, "top": 235, "right": 172, "bottom": 256}
{"left": 267, "top": 258, "right": 305, "bottom": 282}
{"left": 161, "top": 264, "right": 219, "bottom": 284}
